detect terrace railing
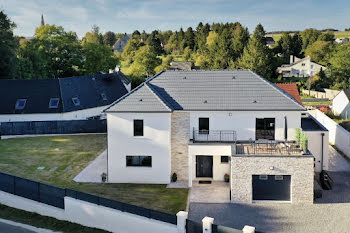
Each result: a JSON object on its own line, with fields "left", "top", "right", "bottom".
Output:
{"left": 193, "top": 129, "right": 237, "bottom": 143}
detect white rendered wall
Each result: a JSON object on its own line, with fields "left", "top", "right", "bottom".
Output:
{"left": 0, "top": 191, "right": 176, "bottom": 233}
{"left": 188, "top": 144, "right": 231, "bottom": 181}
{"left": 303, "top": 130, "right": 329, "bottom": 172}
{"left": 107, "top": 112, "right": 171, "bottom": 183}
{"left": 333, "top": 91, "right": 350, "bottom": 118}
{"left": 189, "top": 111, "right": 301, "bottom": 141}
{"left": 0, "top": 106, "right": 107, "bottom": 122}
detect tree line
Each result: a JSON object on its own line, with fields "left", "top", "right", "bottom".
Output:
{"left": 1, "top": 10, "right": 350, "bottom": 90}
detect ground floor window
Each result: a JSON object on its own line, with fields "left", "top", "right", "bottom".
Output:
{"left": 126, "top": 156, "right": 152, "bottom": 167}
{"left": 221, "top": 156, "right": 229, "bottom": 163}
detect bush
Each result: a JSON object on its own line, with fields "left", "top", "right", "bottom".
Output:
{"left": 171, "top": 173, "right": 177, "bottom": 182}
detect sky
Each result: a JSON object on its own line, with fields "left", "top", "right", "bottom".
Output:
{"left": 1, "top": 0, "right": 350, "bottom": 38}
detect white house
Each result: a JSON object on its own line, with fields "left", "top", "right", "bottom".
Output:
{"left": 0, "top": 72, "right": 130, "bottom": 123}
{"left": 333, "top": 89, "right": 350, "bottom": 119}
{"left": 277, "top": 55, "right": 326, "bottom": 78}
{"left": 105, "top": 70, "right": 317, "bottom": 204}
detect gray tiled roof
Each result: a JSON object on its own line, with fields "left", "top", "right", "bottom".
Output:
{"left": 105, "top": 70, "right": 305, "bottom": 112}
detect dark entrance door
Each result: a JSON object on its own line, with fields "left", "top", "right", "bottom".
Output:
{"left": 256, "top": 118, "right": 275, "bottom": 140}
{"left": 196, "top": 156, "right": 213, "bottom": 178}
{"left": 252, "top": 175, "right": 291, "bottom": 201}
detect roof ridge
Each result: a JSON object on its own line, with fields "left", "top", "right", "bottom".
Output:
{"left": 103, "top": 70, "right": 165, "bottom": 112}
{"left": 248, "top": 70, "right": 305, "bottom": 110}
{"left": 145, "top": 83, "right": 173, "bottom": 111}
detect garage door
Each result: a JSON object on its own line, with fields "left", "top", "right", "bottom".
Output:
{"left": 253, "top": 175, "right": 291, "bottom": 201}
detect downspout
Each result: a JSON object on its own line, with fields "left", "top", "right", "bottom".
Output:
{"left": 321, "top": 133, "right": 325, "bottom": 171}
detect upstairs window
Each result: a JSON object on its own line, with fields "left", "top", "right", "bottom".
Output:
{"left": 15, "top": 99, "right": 27, "bottom": 110}
{"left": 301, "top": 63, "right": 305, "bottom": 66}
{"left": 126, "top": 156, "right": 152, "bottom": 167}
{"left": 49, "top": 98, "right": 60, "bottom": 109}
{"left": 199, "top": 118, "right": 209, "bottom": 134}
{"left": 101, "top": 93, "right": 107, "bottom": 101}
{"left": 72, "top": 97, "right": 80, "bottom": 106}
{"left": 134, "top": 120, "right": 144, "bottom": 136}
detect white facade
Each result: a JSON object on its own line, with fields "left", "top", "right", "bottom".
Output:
{"left": 0, "top": 105, "right": 108, "bottom": 123}
{"left": 107, "top": 110, "right": 302, "bottom": 184}
{"left": 332, "top": 91, "right": 350, "bottom": 119}
{"left": 107, "top": 112, "right": 171, "bottom": 183}
{"left": 278, "top": 56, "right": 326, "bottom": 77}
{"left": 303, "top": 130, "right": 329, "bottom": 172}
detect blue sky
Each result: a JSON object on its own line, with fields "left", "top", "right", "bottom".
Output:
{"left": 1, "top": 0, "right": 349, "bottom": 38}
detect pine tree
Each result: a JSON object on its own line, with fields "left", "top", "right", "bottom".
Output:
{"left": 184, "top": 27, "right": 195, "bottom": 50}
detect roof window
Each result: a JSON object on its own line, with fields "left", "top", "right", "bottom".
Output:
{"left": 49, "top": 98, "right": 60, "bottom": 109}
{"left": 15, "top": 99, "right": 27, "bottom": 110}
{"left": 72, "top": 97, "right": 80, "bottom": 106}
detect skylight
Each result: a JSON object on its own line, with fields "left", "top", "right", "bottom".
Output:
{"left": 15, "top": 99, "right": 27, "bottom": 110}
{"left": 49, "top": 98, "right": 60, "bottom": 109}
{"left": 101, "top": 93, "right": 107, "bottom": 101}
{"left": 72, "top": 97, "right": 80, "bottom": 106}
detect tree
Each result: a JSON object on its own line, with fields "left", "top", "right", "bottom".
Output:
{"left": 103, "top": 31, "right": 116, "bottom": 46}
{"left": 0, "top": 10, "right": 18, "bottom": 79}
{"left": 146, "top": 30, "right": 164, "bottom": 55}
{"left": 275, "top": 32, "right": 293, "bottom": 58}
{"left": 232, "top": 24, "right": 249, "bottom": 60}
{"left": 237, "top": 24, "right": 274, "bottom": 79}
{"left": 291, "top": 32, "right": 302, "bottom": 56}
{"left": 121, "top": 38, "right": 144, "bottom": 64}
{"left": 128, "top": 45, "right": 161, "bottom": 77}
{"left": 318, "top": 31, "right": 335, "bottom": 42}
{"left": 301, "top": 28, "right": 321, "bottom": 51}
{"left": 82, "top": 25, "right": 104, "bottom": 45}
{"left": 132, "top": 30, "right": 141, "bottom": 39}
{"left": 19, "top": 24, "right": 84, "bottom": 78}
{"left": 184, "top": 27, "right": 195, "bottom": 50}
{"left": 154, "top": 55, "right": 173, "bottom": 73}
{"left": 305, "top": 41, "right": 332, "bottom": 65}
{"left": 328, "top": 43, "right": 350, "bottom": 89}
{"left": 83, "top": 42, "right": 119, "bottom": 74}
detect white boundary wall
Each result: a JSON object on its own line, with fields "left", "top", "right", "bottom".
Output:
{"left": 309, "top": 109, "right": 350, "bottom": 159}
{"left": 0, "top": 190, "right": 177, "bottom": 233}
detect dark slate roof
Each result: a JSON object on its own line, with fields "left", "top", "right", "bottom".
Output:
{"left": 301, "top": 115, "right": 328, "bottom": 131}
{"left": 105, "top": 70, "right": 305, "bottom": 112}
{"left": 342, "top": 89, "right": 350, "bottom": 100}
{"left": 0, "top": 72, "right": 129, "bottom": 114}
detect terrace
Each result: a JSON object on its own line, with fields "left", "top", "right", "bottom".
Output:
{"left": 234, "top": 140, "right": 309, "bottom": 156}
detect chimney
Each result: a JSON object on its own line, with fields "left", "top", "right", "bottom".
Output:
{"left": 290, "top": 55, "right": 294, "bottom": 64}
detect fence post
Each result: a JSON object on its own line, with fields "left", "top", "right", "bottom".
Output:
{"left": 202, "top": 216, "right": 214, "bottom": 233}
{"left": 176, "top": 211, "right": 188, "bottom": 233}
{"left": 242, "top": 225, "right": 255, "bottom": 233}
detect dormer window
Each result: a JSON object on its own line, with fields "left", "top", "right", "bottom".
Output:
{"left": 72, "top": 97, "right": 80, "bottom": 106}
{"left": 15, "top": 99, "right": 27, "bottom": 110}
{"left": 49, "top": 98, "right": 60, "bottom": 109}
{"left": 101, "top": 93, "right": 107, "bottom": 101}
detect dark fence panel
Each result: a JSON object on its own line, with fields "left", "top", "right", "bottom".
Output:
{"left": 15, "top": 177, "right": 39, "bottom": 202}
{"left": 186, "top": 219, "right": 202, "bottom": 233}
{"left": 39, "top": 183, "right": 65, "bottom": 209}
{"left": 0, "top": 119, "right": 106, "bottom": 136}
{"left": 0, "top": 172, "right": 15, "bottom": 194}
{"left": 213, "top": 224, "right": 242, "bottom": 233}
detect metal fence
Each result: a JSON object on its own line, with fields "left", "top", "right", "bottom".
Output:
{"left": 0, "top": 172, "right": 176, "bottom": 225}
{"left": 193, "top": 130, "right": 237, "bottom": 143}
{"left": 212, "top": 224, "right": 242, "bottom": 233}
{"left": 0, "top": 119, "right": 107, "bottom": 136}
{"left": 186, "top": 219, "right": 203, "bottom": 233}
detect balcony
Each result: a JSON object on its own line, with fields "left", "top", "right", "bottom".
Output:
{"left": 234, "top": 140, "right": 308, "bottom": 156}
{"left": 192, "top": 130, "right": 237, "bottom": 143}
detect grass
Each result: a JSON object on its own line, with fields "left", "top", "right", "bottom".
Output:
{"left": 302, "top": 101, "right": 332, "bottom": 106}
{"left": 266, "top": 31, "right": 350, "bottom": 42}
{"left": 0, "top": 204, "right": 109, "bottom": 233}
{"left": 0, "top": 135, "right": 188, "bottom": 214}
{"left": 300, "top": 94, "right": 315, "bottom": 99}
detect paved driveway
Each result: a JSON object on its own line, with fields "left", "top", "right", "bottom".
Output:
{"left": 189, "top": 172, "right": 350, "bottom": 233}
{"left": 189, "top": 181, "right": 230, "bottom": 203}
{"left": 327, "top": 146, "right": 350, "bottom": 172}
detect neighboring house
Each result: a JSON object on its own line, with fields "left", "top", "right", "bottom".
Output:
{"left": 275, "top": 83, "right": 303, "bottom": 104}
{"left": 277, "top": 55, "right": 326, "bottom": 78}
{"left": 335, "top": 37, "right": 350, "bottom": 44}
{"left": 169, "top": 61, "right": 200, "bottom": 71}
{"left": 113, "top": 34, "right": 131, "bottom": 53}
{"left": 333, "top": 89, "right": 350, "bottom": 119}
{"left": 0, "top": 72, "right": 130, "bottom": 123}
{"left": 105, "top": 70, "right": 315, "bottom": 204}
{"left": 265, "top": 36, "right": 275, "bottom": 48}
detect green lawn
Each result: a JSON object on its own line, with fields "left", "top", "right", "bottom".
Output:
{"left": 302, "top": 101, "right": 332, "bottom": 106}
{"left": 0, "top": 135, "right": 188, "bottom": 214}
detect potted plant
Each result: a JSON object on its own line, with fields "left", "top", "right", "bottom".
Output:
{"left": 171, "top": 173, "right": 177, "bottom": 182}
{"left": 301, "top": 134, "right": 308, "bottom": 153}
{"left": 224, "top": 173, "right": 230, "bottom": 183}
{"left": 101, "top": 172, "right": 107, "bottom": 183}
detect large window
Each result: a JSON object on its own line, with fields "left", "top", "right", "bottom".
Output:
{"left": 126, "top": 156, "right": 152, "bottom": 167}
{"left": 256, "top": 118, "right": 275, "bottom": 140}
{"left": 199, "top": 118, "right": 209, "bottom": 134}
{"left": 134, "top": 120, "right": 144, "bottom": 136}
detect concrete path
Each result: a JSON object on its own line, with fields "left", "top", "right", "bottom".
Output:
{"left": 73, "top": 149, "right": 107, "bottom": 183}
{"left": 189, "top": 181, "right": 230, "bottom": 203}
{"left": 0, "top": 218, "right": 58, "bottom": 233}
{"left": 327, "top": 146, "right": 350, "bottom": 172}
